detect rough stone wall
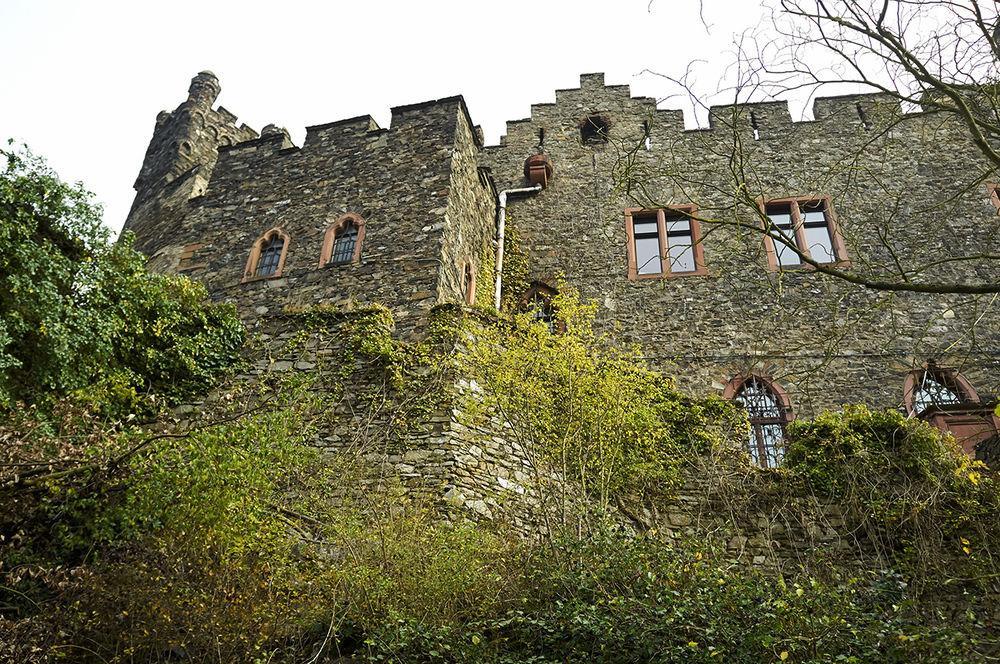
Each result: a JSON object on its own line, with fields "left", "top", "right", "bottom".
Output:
{"left": 438, "top": 112, "right": 497, "bottom": 307}
{"left": 129, "top": 72, "right": 1000, "bottom": 569}
{"left": 184, "top": 309, "right": 847, "bottom": 566}
{"left": 125, "top": 73, "right": 496, "bottom": 337}
{"left": 484, "top": 73, "right": 1000, "bottom": 418}
{"left": 124, "top": 72, "right": 258, "bottom": 255}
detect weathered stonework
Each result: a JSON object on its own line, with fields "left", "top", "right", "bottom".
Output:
{"left": 484, "top": 73, "right": 1000, "bottom": 424}
{"left": 129, "top": 72, "right": 1000, "bottom": 560}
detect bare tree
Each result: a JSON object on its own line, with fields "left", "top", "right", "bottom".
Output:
{"left": 632, "top": 0, "right": 1000, "bottom": 296}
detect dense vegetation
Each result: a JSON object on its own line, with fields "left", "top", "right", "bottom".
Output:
{"left": 1, "top": 146, "right": 997, "bottom": 662}
{"left": 0, "top": 143, "right": 244, "bottom": 416}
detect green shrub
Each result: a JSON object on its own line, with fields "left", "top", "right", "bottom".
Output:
{"left": 0, "top": 143, "right": 244, "bottom": 416}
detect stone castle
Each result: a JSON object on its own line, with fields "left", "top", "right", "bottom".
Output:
{"left": 125, "top": 70, "right": 1000, "bottom": 489}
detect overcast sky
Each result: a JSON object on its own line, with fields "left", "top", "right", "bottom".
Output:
{"left": 1, "top": 1, "right": 771, "bottom": 234}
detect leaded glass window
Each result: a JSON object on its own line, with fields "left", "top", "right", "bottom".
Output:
{"left": 255, "top": 235, "right": 284, "bottom": 277}
{"left": 329, "top": 221, "right": 358, "bottom": 265}
{"left": 733, "top": 377, "right": 788, "bottom": 469}
{"left": 912, "top": 369, "right": 968, "bottom": 413}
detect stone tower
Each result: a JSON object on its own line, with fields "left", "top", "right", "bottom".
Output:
{"left": 123, "top": 71, "right": 258, "bottom": 255}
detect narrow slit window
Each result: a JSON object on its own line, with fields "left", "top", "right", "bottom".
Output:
{"left": 463, "top": 263, "right": 476, "bottom": 305}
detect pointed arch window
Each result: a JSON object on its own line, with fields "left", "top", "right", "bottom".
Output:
{"left": 520, "top": 282, "right": 559, "bottom": 332}
{"left": 243, "top": 227, "right": 290, "bottom": 281}
{"left": 904, "top": 362, "right": 978, "bottom": 416}
{"left": 724, "top": 375, "right": 793, "bottom": 469}
{"left": 320, "top": 214, "right": 366, "bottom": 266}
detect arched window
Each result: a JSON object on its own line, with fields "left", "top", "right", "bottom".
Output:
{"left": 244, "top": 227, "right": 290, "bottom": 280}
{"left": 520, "top": 282, "right": 559, "bottom": 331}
{"left": 462, "top": 262, "right": 476, "bottom": 305}
{"left": 903, "top": 362, "right": 978, "bottom": 415}
{"left": 319, "top": 214, "right": 366, "bottom": 266}
{"left": 724, "top": 375, "right": 793, "bottom": 469}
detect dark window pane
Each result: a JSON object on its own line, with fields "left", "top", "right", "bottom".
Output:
{"left": 330, "top": 222, "right": 358, "bottom": 264}
{"left": 255, "top": 236, "right": 284, "bottom": 277}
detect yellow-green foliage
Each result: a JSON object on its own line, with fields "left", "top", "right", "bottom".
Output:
{"left": 786, "top": 406, "right": 1000, "bottom": 584}
{"left": 463, "top": 287, "right": 741, "bottom": 500}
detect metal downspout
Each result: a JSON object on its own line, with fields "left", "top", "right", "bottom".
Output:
{"left": 494, "top": 185, "right": 542, "bottom": 310}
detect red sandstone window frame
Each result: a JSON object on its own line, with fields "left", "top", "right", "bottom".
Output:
{"left": 987, "top": 183, "right": 1000, "bottom": 211}
{"left": 624, "top": 205, "right": 707, "bottom": 280}
{"left": 319, "top": 213, "right": 366, "bottom": 267}
{"left": 902, "top": 362, "right": 979, "bottom": 416}
{"left": 723, "top": 374, "right": 795, "bottom": 469}
{"left": 758, "top": 196, "right": 849, "bottom": 271}
{"left": 462, "top": 261, "right": 476, "bottom": 305}
{"left": 243, "top": 227, "right": 290, "bottom": 282}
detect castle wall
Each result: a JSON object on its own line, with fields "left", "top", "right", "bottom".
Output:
{"left": 484, "top": 73, "right": 1000, "bottom": 419}
{"left": 126, "top": 78, "right": 497, "bottom": 337}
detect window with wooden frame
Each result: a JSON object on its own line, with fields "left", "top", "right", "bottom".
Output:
{"left": 760, "top": 197, "right": 848, "bottom": 269}
{"left": 243, "top": 227, "right": 290, "bottom": 281}
{"left": 625, "top": 206, "right": 707, "bottom": 280}
{"left": 903, "top": 362, "right": 979, "bottom": 416}
{"left": 319, "top": 213, "right": 366, "bottom": 266}
{"left": 723, "top": 375, "right": 793, "bottom": 469}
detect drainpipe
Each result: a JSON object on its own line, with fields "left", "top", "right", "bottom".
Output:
{"left": 494, "top": 184, "right": 542, "bottom": 310}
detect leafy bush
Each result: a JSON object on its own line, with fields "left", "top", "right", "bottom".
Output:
{"left": 0, "top": 143, "right": 244, "bottom": 415}
{"left": 785, "top": 406, "right": 1000, "bottom": 586}
{"left": 463, "top": 288, "right": 743, "bottom": 501}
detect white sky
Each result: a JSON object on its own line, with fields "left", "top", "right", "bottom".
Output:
{"left": 0, "top": 0, "right": 771, "bottom": 235}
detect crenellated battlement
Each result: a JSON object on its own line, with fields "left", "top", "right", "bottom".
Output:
{"left": 491, "top": 72, "right": 922, "bottom": 149}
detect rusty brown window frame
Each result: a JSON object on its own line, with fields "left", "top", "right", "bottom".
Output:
{"left": 625, "top": 205, "right": 708, "bottom": 280}
{"left": 759, "top": 196, "right": 849, "bottom": 271}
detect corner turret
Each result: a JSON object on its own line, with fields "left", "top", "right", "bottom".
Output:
{"left": 123, "top": 71, "right": 257, "bottom": 253}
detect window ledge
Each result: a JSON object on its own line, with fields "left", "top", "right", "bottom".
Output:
{"left": 241, "top": 273, "right": 283, "bottom": 284}
{"left": 629, "top": 268, "right": 710, "bottom": 281}
{"left": 769, "top": 259, "right": 851, "bottom": 273}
